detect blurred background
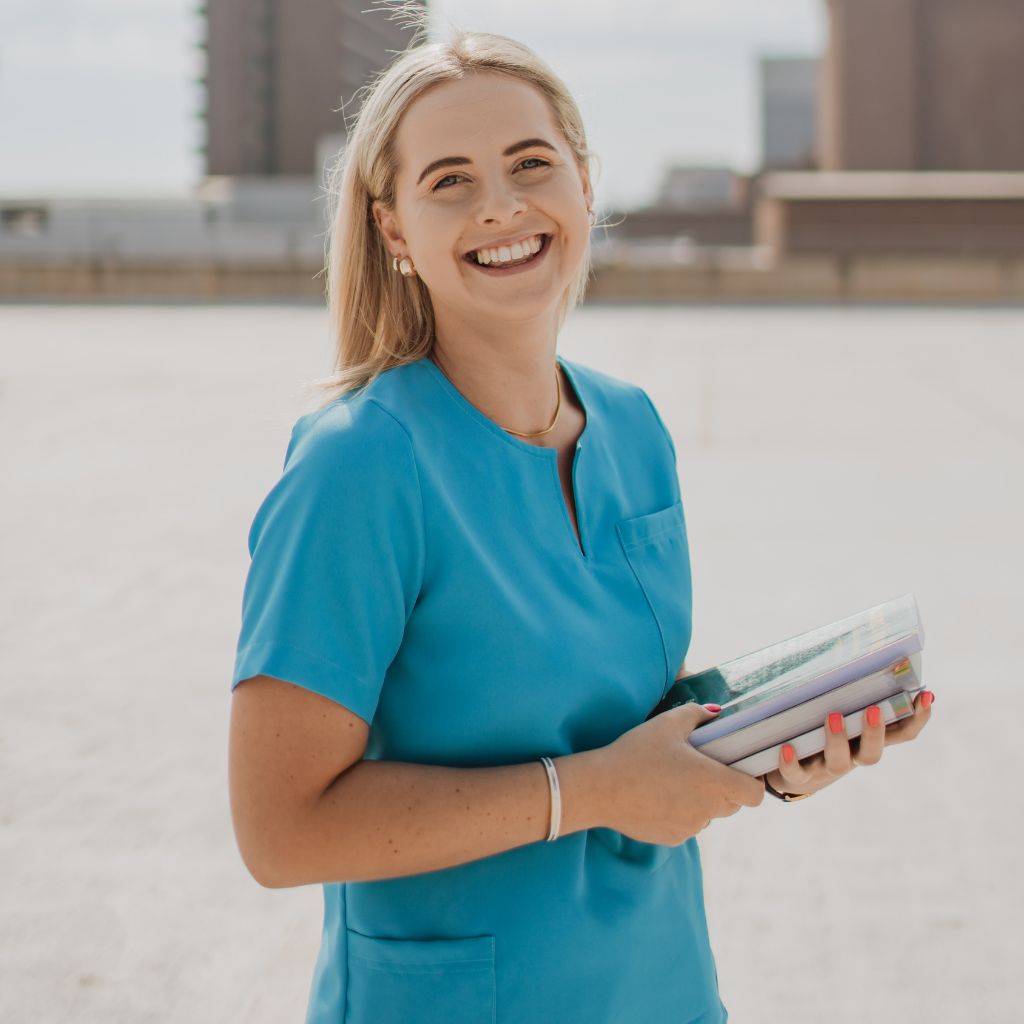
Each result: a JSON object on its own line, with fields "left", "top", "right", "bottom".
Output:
{"left": 0, "top": 2, "right": 1021, "bottom": 1023}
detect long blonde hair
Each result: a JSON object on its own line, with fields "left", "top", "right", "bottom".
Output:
{"left": 321, "top": 27, "right": 592, "bottom": 398}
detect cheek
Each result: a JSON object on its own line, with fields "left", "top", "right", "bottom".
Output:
{"left": 540, "top": 178, "right": 589, "bottom": 238}
{"left": 408, "top": 206, "right": 467, "bottom": 269}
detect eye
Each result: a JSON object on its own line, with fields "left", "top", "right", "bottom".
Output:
{"left": 517, "top": 157, "right": 550, "bottom": 171}
{"left": 432, "top": 173, "right": 465, "bottom": 191}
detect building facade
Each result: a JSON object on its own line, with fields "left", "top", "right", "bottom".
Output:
{"left": 204, "top": 0, "right": 420, "bottom": 175}
{"left": 820, "top": 0, "right": 1024, "bottom": 171}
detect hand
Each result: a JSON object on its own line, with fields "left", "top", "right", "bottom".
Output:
{"left": 583, "top": 703, "right": 765, "bottom": 846}
{"left": 764, "top": 690, "right": 934, "bottom": 797}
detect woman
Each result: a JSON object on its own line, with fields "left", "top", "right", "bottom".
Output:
{"left": 228, "top": 29, "right": 932, "bottom": 1024}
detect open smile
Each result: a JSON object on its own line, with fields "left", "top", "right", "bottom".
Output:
{"left": 463, "top": 234, "right": 550, "bottom": 274}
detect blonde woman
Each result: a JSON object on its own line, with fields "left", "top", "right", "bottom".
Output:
{"left": 228, "top": 28, "right": 932, "bottom": 1024}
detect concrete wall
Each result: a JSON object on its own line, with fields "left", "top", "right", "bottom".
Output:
{"left": 586, "top": 257, "right": 1024, "bottom": 303}
{"left": 757, "top": 198, "right": 1024, "bottom": 256}
{"left": 5, "top": 255, "right": 1024, "bottom": 304}
{"left": 0, "top": 260, "right": 325, "bottom": 300}
{"left": 755, "top": 172, "right": 1024, "bottom": 260}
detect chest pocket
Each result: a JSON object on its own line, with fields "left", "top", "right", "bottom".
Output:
{"left": 616, "top": 502, "right": 693, "bottom": 698}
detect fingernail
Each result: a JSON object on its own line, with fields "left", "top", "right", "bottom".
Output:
{"left": 782, "top": 744, "right": 794, "bottom": 764}
{"left": 828, "top": 712, "right": 843, "bottom": 734}
{"left": 703, "top": 704, "right": 722, "bottom": 713}
{"left": 866, "top": 705, "right": 881, "bottom": 727}
{"left": 921, "top": 691, "right": 934, "bottom": 710}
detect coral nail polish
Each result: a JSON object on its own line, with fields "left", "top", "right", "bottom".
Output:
{"left": 828, "top": 712, "right": 843, "bottom": 734}
{"left": 782, "top": 745, "right": 794, "bottom": 764}
{"left": 922, "top": 691, "right": 934, "bottom": 710}
{"left": 866, "top": 706, "right": 882, "bottom": 728}
{"left": 703, "top": 704, "right": 722, "bottom": 713}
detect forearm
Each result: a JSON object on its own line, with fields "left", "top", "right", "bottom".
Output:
{"left": 246, "top": 749, "right": 610, "bottom": 887}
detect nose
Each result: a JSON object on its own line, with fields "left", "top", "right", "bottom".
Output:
{"left": 474, "top": 173, "right": 528, "bottom": 227}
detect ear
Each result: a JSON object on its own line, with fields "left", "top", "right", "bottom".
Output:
{"left": 372, "top": 201, "right": 406, "bottom": 258}
{"left": 578, "top": 162, "right": 595, "bottom": 215}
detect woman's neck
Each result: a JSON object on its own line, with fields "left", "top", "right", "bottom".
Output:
{"left": 430, "top": 303, "right": 563, "bottom": 439}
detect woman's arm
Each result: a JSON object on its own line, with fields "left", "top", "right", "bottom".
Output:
{"left": 228, "top": 675, "right": 764, "bottom": 888}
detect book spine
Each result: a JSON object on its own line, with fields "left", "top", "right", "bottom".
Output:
{"left": 685, "top": 634, "right": 923, "bottom": 744}
{"left": 692, "top": 656, "right": 919, "bottom": 758}
{"left": 725, "top": 691, "right": 917, "bottom": 778}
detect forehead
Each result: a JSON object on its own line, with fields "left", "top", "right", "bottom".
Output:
{"left": 396, "top": 74, "right": 563, "bottom": 164}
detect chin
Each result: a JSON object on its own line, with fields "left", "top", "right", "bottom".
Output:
{"left": 467, "top": 287, "right": 566, "bottom": 325}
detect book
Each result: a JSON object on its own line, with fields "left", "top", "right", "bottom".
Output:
{"left": 693, "top": 654, "right": 921, "bottom": 766}
{"left": 649, "top": 594, "right": 924, "bottom": 746}
{"left": 728, "top": 690, "right": 917, "bottom": 777}
{"left": 647, "top": 594, "right": 926, "bottom": 778}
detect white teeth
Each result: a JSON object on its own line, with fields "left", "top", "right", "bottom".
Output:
{"left": 473, "top": 236, "right": 543, "bottom": 264}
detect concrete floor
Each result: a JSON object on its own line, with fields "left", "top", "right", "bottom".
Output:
{"left": 0, "top": 304, "right": 1020, "bottom": 1024}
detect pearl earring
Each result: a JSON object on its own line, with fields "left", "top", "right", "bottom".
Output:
{"left": 392, "top": 256, "right": 417, "bottom": 277}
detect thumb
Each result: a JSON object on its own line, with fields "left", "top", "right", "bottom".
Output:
{"left": 665, "top": 701, "right": 722, "bottom": 739}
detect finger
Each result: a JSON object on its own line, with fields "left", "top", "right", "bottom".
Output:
{"left": 708, "top": 760, "right": 765, "bottom": 807}
{"left": 853, "top": 705, "right": 885, "bottom": 766}
{"left": 717, "top": 800, "right": 743, "bottom": 819}
{"left": 669, "top": 701, "right": 722, "bottom": 738}
{"left": 774, "top": 742, "right": 813, "bottom": 791}
{"left": 884, "top": 690, "right": 933, "bottom": 747}
{"left": 822, "top": 712, "right": 853, "bottom": 776}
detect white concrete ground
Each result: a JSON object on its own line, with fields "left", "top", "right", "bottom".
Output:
{"left": 0, "top": 303, "right": 1020, "bottom": 1024}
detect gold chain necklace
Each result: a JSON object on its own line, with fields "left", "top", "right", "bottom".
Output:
{"left": 500, "top": 372, "right": 562, "bottom": 438}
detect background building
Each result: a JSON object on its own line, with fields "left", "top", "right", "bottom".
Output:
{"left": 6, "top": 0, "right": 1024, "bottom": 302}
{"left": 760, "top": 58, "right": 819, "bottom": 171}
{"left": 820, "top": 0, "right": 1024, "bottom": 172}
{"left": 204, "top": 0, "right": 418, "bottom": 176}
{"left": 0, "top": 3, "right": 422, "bottom": 299}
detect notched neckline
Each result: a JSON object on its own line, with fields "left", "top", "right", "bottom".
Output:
{"left": 422, "top": 356, "right": 590, "bottom": 458}
{"left": 422, "top": 356, "right": 592, "bottom": 562}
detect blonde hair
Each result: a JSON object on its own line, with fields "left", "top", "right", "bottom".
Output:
{"left": 321, "top": 26, "right": 592, "bottom": 397}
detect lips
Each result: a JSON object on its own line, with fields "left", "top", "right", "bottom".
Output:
{"left": 468, "top": 234, "right": 545, "bottom": 267}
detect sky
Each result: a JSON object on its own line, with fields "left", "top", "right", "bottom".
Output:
{"left": 0, "top": 0, "right": 824, "bottom": 208}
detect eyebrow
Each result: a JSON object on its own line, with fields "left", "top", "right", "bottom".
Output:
{"left": 416, "top": 156, "right": 471, "bottom": 185}
{"left": 503, "top": 137, "right": 557, "bottom": 157}
{"left": 415, "top": 139, "right": 558, "bottom": 185}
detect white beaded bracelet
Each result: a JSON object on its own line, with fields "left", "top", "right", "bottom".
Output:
{"left": 539, "top": 757, "right": 562, "bottom": 842}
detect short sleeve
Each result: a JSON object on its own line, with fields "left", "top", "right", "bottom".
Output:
{"left": 639, "top": 389, "right": 678, "bottom": 468}
{"left": 232, "top": 397, "right": 425, "bottom": 723}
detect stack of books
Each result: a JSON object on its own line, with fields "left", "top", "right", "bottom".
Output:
{"left": 651, "top": 594, "right": 925, "bottom": 777}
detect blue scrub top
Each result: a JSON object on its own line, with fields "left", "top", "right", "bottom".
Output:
{"left": 234, "top": 357, "right": 725, "bottom": 1024}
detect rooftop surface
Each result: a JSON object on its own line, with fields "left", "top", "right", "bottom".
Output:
{"left": 0, "top": 304, "right": 1020, "bottom": 1024}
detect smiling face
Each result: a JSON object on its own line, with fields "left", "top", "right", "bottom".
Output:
{"left": 374, "top": 73, "right": 593, "bottom": 331}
